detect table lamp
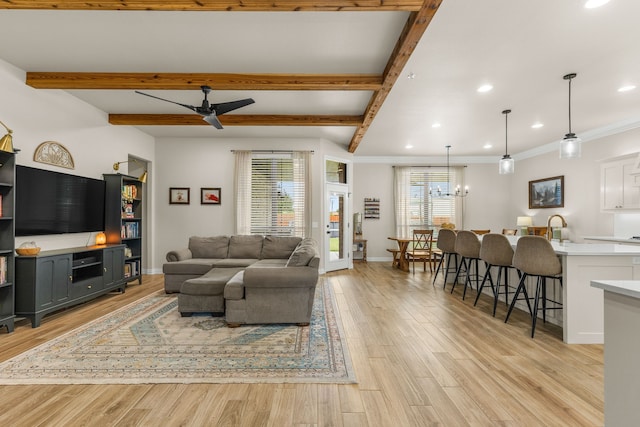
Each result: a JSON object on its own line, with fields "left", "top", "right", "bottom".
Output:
{"left": 517, "top": 216, "right": 533, "bottom": 236}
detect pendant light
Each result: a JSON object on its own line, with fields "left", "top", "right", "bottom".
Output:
{"left": 560, "top": 73, "right": 581, "bottom": 159}
{"left": 499, "top": 109, "right": 514, "bottom": 174}
{"left": 429, "top": 145, "right": 469, "bottom": 197}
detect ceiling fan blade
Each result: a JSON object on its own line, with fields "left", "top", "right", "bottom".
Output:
{"left": 203, "top": 114, "right": 224, "bottom": 129}
{"left": 213, "top": 98, "right": 255, "bottom": 116}
{"left": 135, "top": 90, "right": 197, "bottom": 113}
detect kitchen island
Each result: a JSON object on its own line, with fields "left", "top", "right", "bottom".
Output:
{"left": 505, "top": 236, "right": 640, "bottom": 344}
{"left": 589, "top": 280, "right": 640, "bottom": 425}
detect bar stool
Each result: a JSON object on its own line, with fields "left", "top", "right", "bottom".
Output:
{"left": 433, "top": 228, "right": 458, "bottom": 287}
{"left": 451, "top": 230, "right": 481, "bottom": 300}
{"left": 474, "top": 233, "right": 517, "bottom": 316}
{"left": 505, "top": 236, "right": 563, "bottom": 338}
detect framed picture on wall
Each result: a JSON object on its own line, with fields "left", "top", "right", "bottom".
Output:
{"left": 201, "top": 187, "right": 221, "bottom": 205}
{"left": 169, "top": 187, "right": 190, "bottom": 204}
{"left": 529, "top": 176, "right": 564, "bottom": 209}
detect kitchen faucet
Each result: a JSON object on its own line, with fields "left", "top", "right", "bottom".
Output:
{"left": 546, "top": 214, "right": 567, "bottom": 241}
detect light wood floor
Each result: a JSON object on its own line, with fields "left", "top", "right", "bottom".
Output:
{"left": 0, "top": 262, "right": 603, "bottom": 426}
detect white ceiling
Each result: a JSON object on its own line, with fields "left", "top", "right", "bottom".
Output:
{"left": 0, "top": 0, "right": 639, "bottom": 158}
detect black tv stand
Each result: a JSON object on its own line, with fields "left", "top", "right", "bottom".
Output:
{"left": 15, "top": 244, "right": 126, "bottom": 328}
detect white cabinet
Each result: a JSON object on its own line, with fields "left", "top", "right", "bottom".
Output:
{"left": 601, "top": 156, "right": 640, "bottom": 211}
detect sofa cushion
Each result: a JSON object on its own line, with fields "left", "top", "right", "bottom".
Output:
{"left": 224, "top": 271, "right": 245, "bottom": 300}
{"left": 260, "top": 236, "right": 302, "bottom": 259}
{"left": 163, "top": 259, "right": 217, "bottom": 275}
{"left": 213, "top": 258, "right": 259, "bottom": 268}
{"left": 228, "top": 235, "right": 263, "bottom": 259}
{"left": 180, "top": 267, "right": 244, "bottom": 296}
{"left": 189, "top": 236, "right": 229, "bottom": 259}
{"left": 286, "top": 239, "right": 318, "bottom": 267}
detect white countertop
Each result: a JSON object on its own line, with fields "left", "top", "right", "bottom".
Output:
{"left": 591, "top": 280, "right": 640, "bottom": 299}
{"left": 583, "top": 236, "right": 640, "bottom": 245}
{"left": 504, "top": 235, "right": 640, "bottom": 256}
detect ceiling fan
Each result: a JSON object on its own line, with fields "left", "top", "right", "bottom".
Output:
{"left": 135, "top": 85, "right": 255, "bottom": 129}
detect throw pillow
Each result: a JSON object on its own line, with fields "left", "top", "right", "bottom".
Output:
{"left": 189, "top": 236, "right": 229, "bottom": 258}
{"left": 286, "top": 241, "right": 317, "bottom": 267}
{"left": 261, "top": 236, "right": 303, "bottom": 259}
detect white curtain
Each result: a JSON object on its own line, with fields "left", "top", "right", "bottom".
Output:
{"left": 393, "top": 166, "right": 412, "bottom": 238}
{"left": 234, "top": 150, "right": 252, "bottom": 235}
{"left": 293, "top": 151, "right": 312, "bottom": 237}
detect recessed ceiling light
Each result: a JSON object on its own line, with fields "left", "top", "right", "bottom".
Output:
{"left": 585, "top": 0, "right": 610, "bottom": 9}
{"left": 407, "top": 72, "right": 416, "bottom": 79}
{"left": 477, "top": 84, "right": 493, "bottom": 93}
{"left": 432, "top": 122, "right": 441, "bottom": 128}
{"left": 618, "top": 85, "right": 636, "bottom": 92}
{"left": 531, "top": 122, "right": 544, "bottom": 129}
{"left": 483, "top": 143, "right": 492, "bottom": 149}
{"left": 405, "top": 144, "right": 413, "bottom": 149}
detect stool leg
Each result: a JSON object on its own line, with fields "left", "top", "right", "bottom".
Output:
{"left": 492, "top": 266, "right": 503, "bottom": 316}
{"left": 531, "top": 276, "right": 543, "bottom": 338}
{"left": 433, "top": 255, "right": 444, "bottom": 285}
{"left": 474, "top": 264, "right": 493, "bottom": 306}
{"left": 505, "top": 272, "right": 528, "bottom": 323}
{"left": 452, "top": 257, "right": 467, "bottom": 294}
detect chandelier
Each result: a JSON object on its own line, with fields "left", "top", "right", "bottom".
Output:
{"left": 429, "top": 145, "right": 469, "bottom": 197}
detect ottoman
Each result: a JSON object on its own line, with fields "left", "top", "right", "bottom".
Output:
{"left": 178, "top": 267, "right": 244, "bottom": 316}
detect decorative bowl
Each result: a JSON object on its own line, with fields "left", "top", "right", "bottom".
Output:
{"left": 16, "top": 247, "right": 41, "bottom": 256}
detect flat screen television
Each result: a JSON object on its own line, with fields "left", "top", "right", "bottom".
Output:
{"left": 15, "top": 165, "right": 106, "bottom": 236}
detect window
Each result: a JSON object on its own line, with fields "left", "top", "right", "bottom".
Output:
{"left": 235, "top": 151, "right": 311, "bottom": 237}
{"left": 394, "top": 166, "right": 463, "bottom": 237}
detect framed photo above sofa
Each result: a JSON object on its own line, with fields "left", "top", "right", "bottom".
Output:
{"left": 529, "top": 176, "right": 564, "bottom": 209}
{"left": 169, "top": 187, "right": 190, "bottom": 205}
{"left": 201, "top": 187, "right": 221, "bottom": 205}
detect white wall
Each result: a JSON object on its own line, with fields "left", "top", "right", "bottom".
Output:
{"left": 151, "top": 137, "right": 349, "bottom": 273}
{"left": 353, "top": 128, "right": 640, "bottom": 260}
{"left": 0, "top": 59, "right": 155, "bottom": 256}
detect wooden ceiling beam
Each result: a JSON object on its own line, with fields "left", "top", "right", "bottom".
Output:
{"left": 348, "top": 0, "right": 443, "bottom": 153}
{"left": 26, "top": 72, "right": 382, "bottom": 91}
{"left": 109, "top": 114, "right": 363, "bottom": 126}
{"left": 0, "top": 1, "right": 424, "bottom": 12}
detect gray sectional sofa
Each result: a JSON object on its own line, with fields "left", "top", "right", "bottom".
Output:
{"left": 163, "top": 235, "right": 320, "bottom": 326}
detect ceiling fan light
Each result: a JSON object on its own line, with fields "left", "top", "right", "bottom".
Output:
{"left": 499, "top": 155, "right": 514, "bottom": 174}
{"left": 560, "top": 133, "right": 582, "bottom": 159}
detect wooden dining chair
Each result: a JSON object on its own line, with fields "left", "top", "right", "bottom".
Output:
{"left": 502, "top": 228, "right": 518, "bottom": 235}
{"left": 471, "top": 229, "right": 491, "bottom": 235}
{"left": 406, "top": 229, "right": 435, "bottom": 274}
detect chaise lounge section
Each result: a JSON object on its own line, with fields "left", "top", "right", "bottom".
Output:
{"left": 163, "top": 235, "right": 320, "bottom": 326}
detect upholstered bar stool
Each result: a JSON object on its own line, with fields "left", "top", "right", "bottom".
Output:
{"left": 504, "top": 236, "right": 563, "bottom": 338}
{"left": 433, "top": 228, "right": 458, "bottom": 287}
{"left": 451, "top": 230, "right": 481, "bottom": 300}
{"left": 474, "top": 233, "right": 517, "bottom": 316}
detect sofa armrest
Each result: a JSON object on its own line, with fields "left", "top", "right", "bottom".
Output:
{"left": 243, "top": 266, "right": 318, "bottom": 289}
{"left": 166, "top": 248, "right": 193, "bottom": 262}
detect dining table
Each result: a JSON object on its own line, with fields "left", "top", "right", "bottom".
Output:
{"left": 387, "top": 236, "right": 414, "bottom": 272}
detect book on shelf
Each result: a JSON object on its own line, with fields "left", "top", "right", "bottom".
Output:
{"left": 121, "top": 184, "right": 138, "bottom": 201}
{"left": 120, "top": 222, "right": 139, "bottom": 239}
{"left": 0, "top": 256, "right": 7, "bottom": 284}
{"left": 125, "top": 260, "right": 141, "bottom": 278}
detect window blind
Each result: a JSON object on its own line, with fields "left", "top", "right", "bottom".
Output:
{"left": 235, "top": 151, "right": 309, "bottom": 237}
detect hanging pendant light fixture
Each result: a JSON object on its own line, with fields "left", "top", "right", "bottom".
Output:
{"left": 499, "top": 109, "right": 514, "bottom": 174}
{"left": 560, "top": 73, "right": 581, "bottom": 159}
{"left": 429, "top": 145, "right": 469, "bottom": 197}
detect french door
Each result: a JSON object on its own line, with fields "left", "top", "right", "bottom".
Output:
{"left": 325, "top": 183, "right": 349, "bottom": 272}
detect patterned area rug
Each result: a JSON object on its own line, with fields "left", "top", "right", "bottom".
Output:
{"left": 0, "top": 281, "right": 356, "bottom": 384}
